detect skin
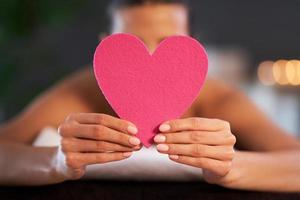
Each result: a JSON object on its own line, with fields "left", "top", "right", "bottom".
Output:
{"left": 0, "top": 3, "right": 300, "bottom": 191}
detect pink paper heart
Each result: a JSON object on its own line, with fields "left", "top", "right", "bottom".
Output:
{"left": 93, "top": 33, "right": 208, "bottom": 147}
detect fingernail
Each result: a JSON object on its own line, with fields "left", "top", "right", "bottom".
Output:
{"left": 156, "top": 144, "right": 169, "bottom": 151}
{"left": 154, "top": 134, "right": 166, "bottom": 143}
{"left": 169, "top": 155, "right": 179, "bottom": 159}
{"left": 133, "top": 145, "right": 141, "bottom": 150}
{"left": 127, "top": 125, "right": 138, "bottom": 134}
{"left": 159, "top": 124, "right": 171, "bottom": 132}
{"left": 123, "top": 152, "right": 132, "bottom": 157}
{"left": 129, "top": 137, "right": 141, "bottom": 145}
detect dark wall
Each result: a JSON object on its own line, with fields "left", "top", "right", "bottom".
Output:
{"left": 194, "top": 0, "right": 300, "bottom": 64}
{"left": 0, "top": 0, "right": 300, "bottom": 120}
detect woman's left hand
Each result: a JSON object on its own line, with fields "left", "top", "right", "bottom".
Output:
{"left": 154, "top": 117, "right": 237, "bottom": 185}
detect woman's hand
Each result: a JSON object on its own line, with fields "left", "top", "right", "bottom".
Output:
{"left": 154, "top": 117, "right": 236, "bottom": 185}
{"left": 53, "top": 113, "right": 142, "bottom": 181}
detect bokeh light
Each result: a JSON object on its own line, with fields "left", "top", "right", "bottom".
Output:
{"left": 286, "top": 60, "right": 300, "bottom": 85}
{"left": 297, "top": 61, "right": 300, "bottom": 85}
{"left": 257, "top": 61, "right": 275, "bottom": 85}
{"left": 258, "top": 59, "right": 300, "bottom": 86}
{"left": 273, "top": 60, "right": 289, "bottom": 85}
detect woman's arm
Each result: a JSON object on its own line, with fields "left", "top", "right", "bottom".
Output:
{"left": 154, "top": 78, "right": 300, "bottom": 192}
{"left": 0, "top": 68, "right": 95, "bottom": 185}
{"left": 0, "top": 141, "right": 60, "bottom": 185}
{"left": 217, "top": 150, "right": 300, "bottom": 192}
{"left": 0, "top": 113, "right": 141, "bottom": 186}
{"left": 0, "top": 68, "right": 141, "bottom": 186}
{"left": 198, "top": 78, "right": 300, "bottom": 151}
{"left": 198, "top": 79, "right": 300, "bottom": 191}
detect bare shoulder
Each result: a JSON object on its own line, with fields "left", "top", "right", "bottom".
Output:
{"left": 53, "top": 67, "right": 104, "bottom": 109}
{"left": 193, "top": 77, "right": 241, "bottom": 115}
{"left": 0, "top": 67, "right": 104, "bottom": 143}
{"left": 56, "top": 66, "right": 97, "bottom": 93}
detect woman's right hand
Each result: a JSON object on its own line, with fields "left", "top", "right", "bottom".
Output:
{"left": 53, "top": 113, "right": 142, "bottom": 181}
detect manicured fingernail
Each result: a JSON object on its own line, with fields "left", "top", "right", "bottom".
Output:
{"left": 129, "top": 137, "right": 140, "bottom": 145}
{"left": 154, "top": 134, "right": 166, "bottom": 143}
{"left": 123, "top": 152, "right": 132, "bottom": 157}
{"left": 133, "top": 145, "right": 141, "bottom": 150}
{"left": 127, "top": 125, "right": 138, "bottom": 134}
{"left": 156, "top": 144, "right": 169, "bottom": 151}
{"left": 169, "top": 155, "right": 179, "bottom": 159}
{"left": 159, "top": 124, "right": 171, "bottom": 132}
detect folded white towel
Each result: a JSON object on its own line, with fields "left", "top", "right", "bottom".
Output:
{"left": 33, "top": 127, "right": 203, "bottom": 181}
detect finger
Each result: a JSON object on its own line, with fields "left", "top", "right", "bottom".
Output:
{"left": 156, "top": 144, "right": 234, "bottom": 161}
{"left": 168, "top": 155, "right": 231, "bottom": 176}
{"left": 66, "top": 152, "right": 132, "bottom": 169}
{"left": 84, "top": 152, "right": 133, "bottom": 165}
{"left": 65, "top": 113, "right": 138, "bottom": 135}
{"left": 59, "top": 123, "right": 141, "bottom": 147}
{"left": 154, "top": 131, "right": 235, "bottom": 145}
{"left": 61, "top": 138, "right": 142, "bottom": 153}
{"left": 159, "top": 118, "right": 230, "bottom": 133}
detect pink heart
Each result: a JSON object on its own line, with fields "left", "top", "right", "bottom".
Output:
{"left": 93, "top": 33, "right": 208, "bottom": 147}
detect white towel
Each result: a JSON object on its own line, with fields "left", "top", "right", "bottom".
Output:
{"left": 33, "top": 127, "right": 203, "bottom": 181}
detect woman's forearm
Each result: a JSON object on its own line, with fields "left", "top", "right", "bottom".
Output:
{"left": 226, "top": 150, "right": 300, "bottom": 192}
{"left": 0, "top": 140, "right": 63, "bottom": 186}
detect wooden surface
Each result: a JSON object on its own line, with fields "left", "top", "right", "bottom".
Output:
{"left": 1, "top": 180, "right": 300, "bottom": 200}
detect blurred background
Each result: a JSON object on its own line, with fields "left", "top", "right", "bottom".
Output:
{"left": 0, "top": 0, "right": 299, "bottom": 135}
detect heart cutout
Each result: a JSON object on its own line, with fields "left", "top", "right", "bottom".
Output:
{"left": 93, "top": 33, "right": 208, "bottom": 147}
